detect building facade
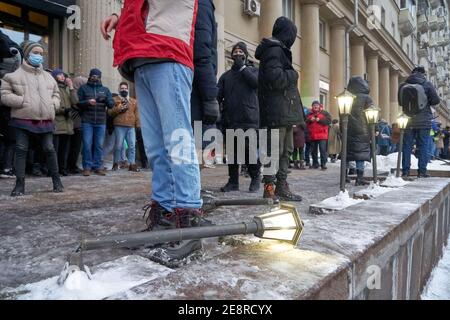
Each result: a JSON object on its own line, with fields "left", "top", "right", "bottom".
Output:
{"left": 1, "top": 0, "right": 449, "bottom": 125}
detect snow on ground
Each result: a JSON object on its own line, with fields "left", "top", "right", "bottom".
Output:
{"left": 381, "top": 175, "right": 409, "bottom": 188}
{"left": 316, "top": 190, "right": 364, "bottom": 210}
{"left": 366, "top": 154, "right": 450, "bottom": 172}
{"left": 1, "top": 255, "right": 173, "bottom": 300}
{"left": 354, "top": 182, "right": 397, "bottom": 199}
{"left": 421, "top": 235, "right": 450, "bottom": 300}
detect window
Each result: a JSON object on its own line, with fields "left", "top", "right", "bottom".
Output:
{"left": 381, "top": 7, "right": 386, "bottom": 27}
{"left": 319, "top": 20, "right": 326, "bottom": 50}
{"left": 392, "top": 22, "right": 396, "bottom": 38}
{"left": 320, "top": 92, "right": 327, "bottom": 108}
{"left": 282, "top": 0, "right": 294, "bottom": 21}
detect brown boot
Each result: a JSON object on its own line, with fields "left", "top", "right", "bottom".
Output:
{"left": 119, "top": 161, "right": 129, "bottom": 169}
{"left": 111, "top": 163, "right": 119, "bottom": 171}
{"left": 82, "top": 169, "right": 91, "bottom": 177}
{"left": 129, "top": 164, "right": 140, "bottom": 172}
{"left": 94, "top": 168, "right": 106, "bottom": 176}
{"left": 275, "top": 180, "right": 303, "bottom": 202}
{"left": 263, "top": 182, "right": 277, "bottom": 200}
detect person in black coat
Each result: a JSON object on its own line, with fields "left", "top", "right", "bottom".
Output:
{"left": 217, "top": 42, "right": 261, "bottom": 193}
{"left": 191, "top": 0, "right": 219, "bottom": 127}
{"left": 346, "top": 76, "right": 373, "bottom": 186}
{"left": 255, "top": 16, "right": 304, "bottom": 202}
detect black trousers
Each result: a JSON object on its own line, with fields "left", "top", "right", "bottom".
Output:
{"left": 311, "top": 140, "right": 328, "bottom": 167}
{"left": 67, "top": 128, "right": 82, "bottom": 170}
{"left": 227, "top": 136, "right": 261, "bottom": 184}
{"left": 53, "top": 134, "right": 71, "bottom": 172}
{"left": 15, "top": 128, "right": 58, "bottom": 179}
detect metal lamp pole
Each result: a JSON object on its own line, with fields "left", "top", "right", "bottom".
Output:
{"left": 396, "top": 129, "right": 405, "bottom": 178}
{"left": 340, "top": 114, "right": 349, "bottom": 192}
{"left": 371, "top": 123, "right": 378, "bottom": 182}
{"left": 396, "top": 113, "right": 410, "bottom": 178}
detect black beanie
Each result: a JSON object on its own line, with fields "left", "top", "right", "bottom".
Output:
{"left": 231, "top": 42, "right": 249, "bottom": 58}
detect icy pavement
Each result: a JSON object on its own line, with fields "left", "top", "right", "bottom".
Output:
{"left": 421, "top": 235, "right": 450, "bottom": 300}
{"left": 0, "top": 165, "right": 449, "bottom": 299}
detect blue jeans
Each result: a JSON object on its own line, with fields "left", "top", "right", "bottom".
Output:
{"left": 114, "top": 126, "right": 136, "bottom": 165}
{"left": 347, "top": 160, "right": 364, "bottom": 171}
{"left": 134, "top": 62, "right": 202, "bottom": 211}
{"left": 81, "top": 122, "right": 106, "bottom": 170}
{"left": 429, "top": 136, "right": 436, "bottom": 160}
{"left": 402, "top": 128, "right": 429, "bottom": 175}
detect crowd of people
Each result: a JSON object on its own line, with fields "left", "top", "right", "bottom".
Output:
{"left": 0, "top": 0, "right": 442, "bottom": 262}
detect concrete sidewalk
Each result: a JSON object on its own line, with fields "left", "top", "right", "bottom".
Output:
{"left": 0, "top": 164, "right": 448, "bottom": 299}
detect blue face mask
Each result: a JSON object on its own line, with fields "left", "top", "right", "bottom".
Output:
{"left": 28, "top": 53, "right": 43, "bottom": 67}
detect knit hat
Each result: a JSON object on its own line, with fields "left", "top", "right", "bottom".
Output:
{"left": 311, "top": 100, "right": 320, "bottom": 106}
{"left": 51, "top": 68, "right": 64, "bottom": 79}
{"left": 21, "top": 41, "right": 44, "bottom": 58}
{"left": 232, "top": 42, "right": 249, "bottom": 58}
{"left": 89, "top": 68, "right": 102, "bottom": 78}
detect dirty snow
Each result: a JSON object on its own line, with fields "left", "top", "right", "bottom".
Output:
{"left": 1, "top": 255, "right": 173, "bottom": 300}
{"left": 421, "top": 235, "right": 450, "bottom": 300}
{"left": 316, "top": 190, "right": 364, "bottom": 211}
{"left": 354, "top": 182, "right": 396, "bottom": 199}
{"left": 381, "top": 175, "right": 409, "bottom": 188}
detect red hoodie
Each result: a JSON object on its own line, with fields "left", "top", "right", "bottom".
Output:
{"left": 113, "top": 0, "right": 198, "bottom": 70}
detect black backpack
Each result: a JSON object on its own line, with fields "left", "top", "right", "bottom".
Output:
{"left": 398, "top": 83, "right": 428, "bottom": 117}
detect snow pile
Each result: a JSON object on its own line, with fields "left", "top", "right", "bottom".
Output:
{"left": 354, "top": 182, "right": 395, "bottom": 199}
{"left": 422, "top": 235, "right": 450, "bottom": 300}
{"left": 317, "top": 190, "right": 364, "bottom": 211}
{"left": 381, "top": 175, "right": 409, "bottom": 188}
{"left": 2, "top": 255, "right": 173, "bottom": 300}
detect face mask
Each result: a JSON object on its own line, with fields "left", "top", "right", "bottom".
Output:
{"left": 232, "top": 54, "right": 245, "bottom": 62}
{"left": 119, "top": 90, "right": 128, "bottom": 98}
{"left": 28, "top": 53, "right": 43, "bottom": 67}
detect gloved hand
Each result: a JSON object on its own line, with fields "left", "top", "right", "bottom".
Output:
{"left": 202, "top": 100, "right": 220, "bottom": 125}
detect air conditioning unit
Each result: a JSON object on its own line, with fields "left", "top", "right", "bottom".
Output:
{"left": 244, "top": 0, "right": 261, "bottom": 17}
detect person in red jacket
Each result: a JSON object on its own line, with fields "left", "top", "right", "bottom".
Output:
{"left": 306, "top": 101, "right": 331, "bottom": 170}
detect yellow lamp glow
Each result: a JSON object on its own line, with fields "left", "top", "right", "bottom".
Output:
{"left": 364, "top": 105, "right": 381, "bottom": 125}
{"left": 253, "top": 204, "right": 304, "bottom": 246}
{"left": 397, "top": 112, "right": 410, "bottom": 130}
{"left": 335, "top": 89, "right": 356, "bottom": 115}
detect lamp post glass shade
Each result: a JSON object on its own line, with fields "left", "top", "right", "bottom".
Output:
{"left": 336, "top": 89, "right": 356, "bottom": 115}
{"left": 397, "top": 112, "right": 410, "bottom": 129}
{"left": 253, "top": 204, "right": 304, "bottom": 246}
{"left": 364, "top": 105, "right": 381, "bottom": 124}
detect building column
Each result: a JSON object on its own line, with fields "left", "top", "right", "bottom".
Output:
{"left": 259, "top": 0, "right": 283, "bottom": 39}
{"left": 74, "top": 0, "right": 123, "bottom": 89}
{"left": 367, "top": 51, "right": 379, "bottom": 107}
{"left": 379, "top": 63, "right": 391, "bottom": 123}
{"left": 214, "top": 0, "right": 226, "bottom": 77}
{"left": 329, "top": 21, "right": 347, "bottom": 119}
{"left": 390, "top": 69, "right": 399, "bottom": 122}
{"left": 300, "top": 1, "right": 322, "bottom": 108}
{"left": 351, "top": 38, "right": 366, "bottom": 77}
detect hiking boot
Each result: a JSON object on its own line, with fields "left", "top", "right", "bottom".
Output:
{"left": 147, "top": 239, "right": 203, "bottom": 268}
{"left": 119, "top": 161, "right": 129, "bottom": 169}
{"left": 263, "top": 182, "right": 277, "bottom": 200}
{"left": 348, "top": 168, "right": 356, "bottom": 176}
{"left": 275, "top": 180, "right": 303, "bottom": 202}
{"left": 129, "top": 164, "right": 140, "bottom": 172}
{"left": 94, "top": 169, "right": 106, "bottom": 176}
{"left": 11, "top": 177, "right": 25, "bottom": 197}
{"left": 52, "top": 175, "right": 64, "bottom": 193}
{"left": 142, "top": 202, "right": 172, "bottom": 232}
{"left": 249, "top": 175, "right": 261, "bottom": 193}
{"left": 355, "top": 170, "right": 369, "bottom": 186}
{"left": 221, "top": 181, "right": 239, "bottom": 192}
{"left": 82, "top": 169, "right": 91, "bottom": 176}
{"left": 111, "top": 163, "right": 119, "bottom": 171}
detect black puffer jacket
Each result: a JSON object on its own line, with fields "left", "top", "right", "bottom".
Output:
{"left": 255, "top": 17, "right": 304, "bottom": 128}
{"left": 347, "top": 76, "right": 373, "bottom": 162}
{"left": 401, "top": 73, "right": 440, "bottom": 130}
{"left": 217, "top": 62, "right": 259, "bottom": 129}
{"left": 191, "top": 0, "right": 218, "bottom": 122}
